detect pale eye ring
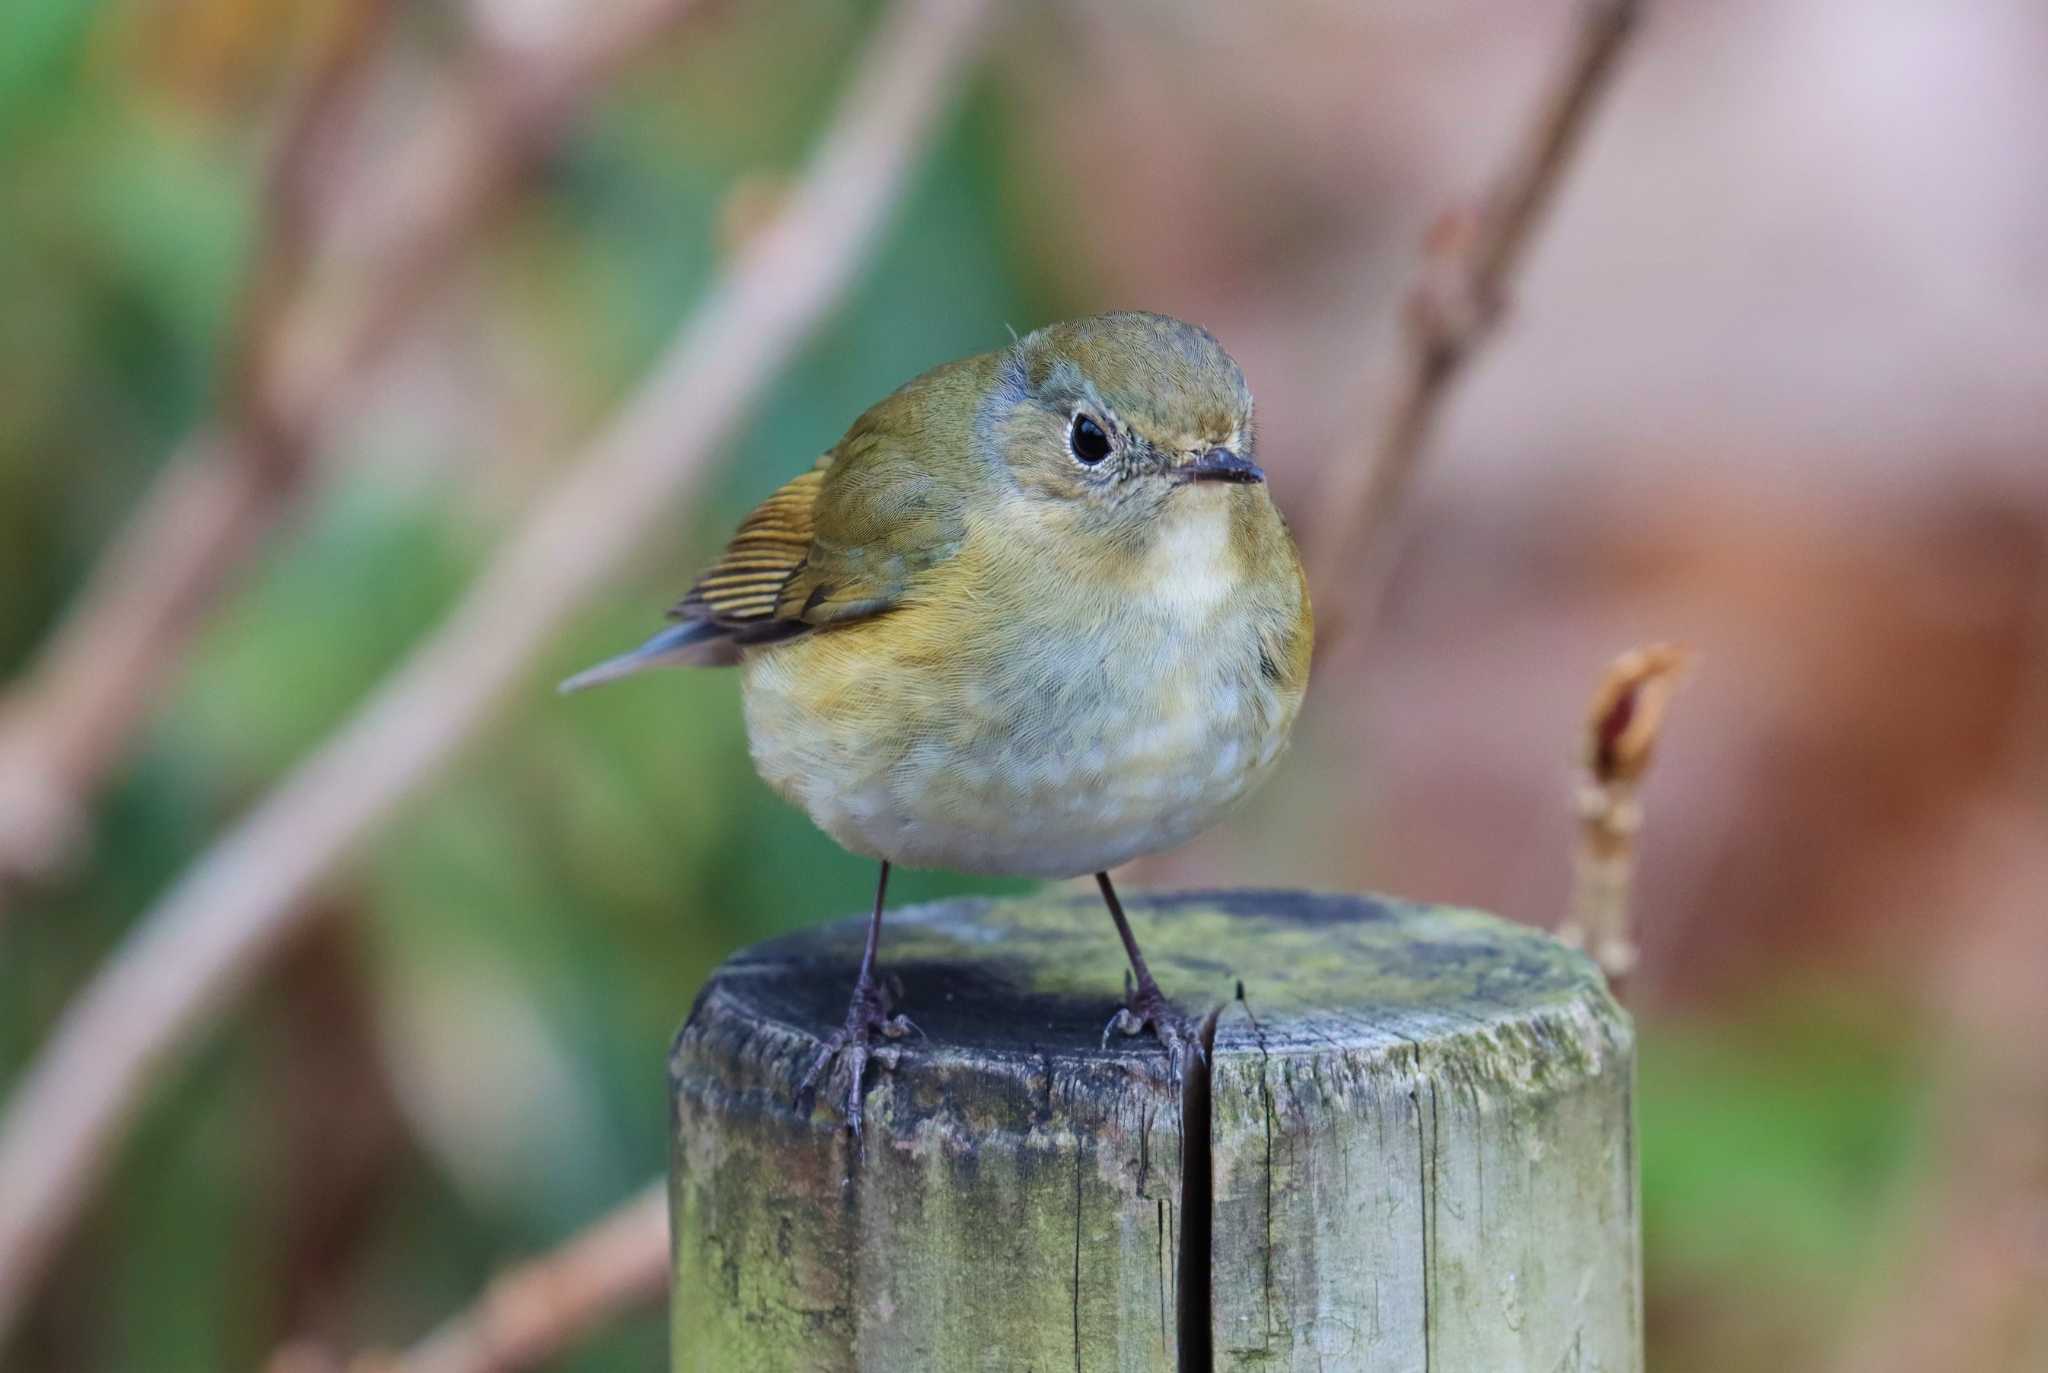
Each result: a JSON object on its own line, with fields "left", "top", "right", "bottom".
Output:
{"left": 1069, "top": 413, "right": 1112, "bottom": 466}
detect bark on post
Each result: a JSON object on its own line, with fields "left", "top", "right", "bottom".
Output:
{"left": 669, "top": 889, "right": 1639, "bottom": 1371}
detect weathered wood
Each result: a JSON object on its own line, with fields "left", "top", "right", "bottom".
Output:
{"left": 669, "top": 889, "right": 1639, "bottom": 1371}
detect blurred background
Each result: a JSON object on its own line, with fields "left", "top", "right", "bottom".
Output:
{"left": 3, "top": 0, "right": 2045, "bottom": 1369}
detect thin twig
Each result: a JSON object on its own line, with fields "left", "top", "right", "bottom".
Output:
{"left": 224, "top": 0, "right": 397, "bottom": 454}
{"left": 0, "top": 0, "right": 992, "bottom": 1341}
{"left": 1556, "top": 642, "right": 1687, "bottom": 991}
{"left": 1307, "top": 0, "right": 1643, "bottom": 648}
{"left": 266, "top": 1181, "right": 668, "bottom": 1373}
{"left": 0, "top": 0, "right": 711, "bottom": 891}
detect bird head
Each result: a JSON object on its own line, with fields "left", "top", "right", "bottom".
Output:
{"left": 977, "top": 312, "right": 1265, "bottom": 542}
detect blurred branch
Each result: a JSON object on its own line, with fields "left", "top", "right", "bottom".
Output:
{"left": 0, "top": 0, "right": 992, "bottom": 1342}
{"left": 1556, "top": 642, "right": 1687, "bottom": 990}
{"left": 224, "top": 0, "right": 397, "bottom": 452}
{"left": 267, "top": 1181, "right": 667, "bottom": 1373}
{"left": 0, "top": 0, "right": 712, "bottom": 891}
{"left": 1307, "top": 0, "right": 1642, "bottom": 648}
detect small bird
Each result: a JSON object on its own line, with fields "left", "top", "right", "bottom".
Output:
{"left": 564, "top": 312, "right": 1312, "bottom": 1132}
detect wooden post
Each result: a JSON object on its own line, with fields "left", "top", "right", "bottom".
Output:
{"left": 669, "top": 890, "right": 1639, "bottom": 1371}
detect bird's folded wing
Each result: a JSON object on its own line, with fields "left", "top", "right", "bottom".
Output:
{"left": 670, "top": 456, "right": 834, "bottom": 632}
{"left": 670, "top": 421, "right": 965, "bottom": 641}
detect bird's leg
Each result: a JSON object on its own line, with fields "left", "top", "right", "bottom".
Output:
{"left": 1096, "top": 871, "right": 1206, "bottom": 1070}
{"left": 795, "top": 861, "right": 918, "bottom": 1135}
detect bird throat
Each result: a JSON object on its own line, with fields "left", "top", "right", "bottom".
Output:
{"left": 1143, "top": 496, "right": 1239, "bottom": 620}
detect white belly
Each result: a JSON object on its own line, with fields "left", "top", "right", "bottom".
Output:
{"left": 823, "top": 657, "right": 1287, "bottom": 878}
{"left": 748, "top": 658, "right": 1290, "bottom": 877}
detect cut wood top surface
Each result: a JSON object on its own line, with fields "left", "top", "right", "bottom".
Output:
{"left": 682, "top": 887, "right": 1621, "bottom": 1074}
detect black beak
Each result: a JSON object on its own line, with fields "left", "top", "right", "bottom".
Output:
{"left": 1185, "top": 447, "right": 1264, "bottom": 484}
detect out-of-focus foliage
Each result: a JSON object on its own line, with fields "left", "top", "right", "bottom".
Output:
{"left": 1639, "top": 999, "right": 1930, "bottom": 1372}
{"left": 4, "top": 0, "right": 2045, "bottom": 1370}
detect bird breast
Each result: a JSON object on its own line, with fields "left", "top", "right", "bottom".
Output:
{"left": 740, "top": 495, "right": 1307, "bottom": 877}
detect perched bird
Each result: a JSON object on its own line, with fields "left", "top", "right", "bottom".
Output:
{"left": 564, "top": 312, "right": 1312, "bottom": 1132}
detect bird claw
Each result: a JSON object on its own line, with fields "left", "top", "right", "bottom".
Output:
{"left": 794, "top": 978, "right": 914, "bottom": 1136}
{"left": 1102, "top": 982, "right": 1211, "bottom": 1080}
{"left": 1101, "top": 1008, "right": 1146, "bottom": 1045}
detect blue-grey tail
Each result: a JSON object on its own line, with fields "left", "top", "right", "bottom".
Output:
{"left": 557, "top": 619, "right": 727, "bottom": 694}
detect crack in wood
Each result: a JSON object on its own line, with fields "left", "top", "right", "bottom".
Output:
{"left": 1178, "top": 1014, "right": 1219, "bottom": 1371}
{"left": 1072, "top": 1148, "right": 1084, "bottom": 1373}
{"left": 1422, "top": 1074, "right": 1441, "bottom": 1372}
{"left": 1073, "top": 1147, "right": 1089, "bottom": 1373}
{"left": 1238, "top": 980, "right": 1278, "bottom": 1352}
{"left": 1157, "top": 1198, "right": 1170, "bottom": 1356}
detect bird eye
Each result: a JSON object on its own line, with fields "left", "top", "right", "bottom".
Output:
{"left": 1069, "top": 414, "right": 1112, "bottom": 466}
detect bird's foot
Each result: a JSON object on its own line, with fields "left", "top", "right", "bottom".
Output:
{"left": 1102, "top": 975, "right": 1212, "bottom": 1078}
{"left": 795, "top": 972, "right": 920, "bottom": 1136}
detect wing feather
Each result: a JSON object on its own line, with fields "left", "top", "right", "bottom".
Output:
{"left": 669, "top": 457, "right": 833, "bottom": 628}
